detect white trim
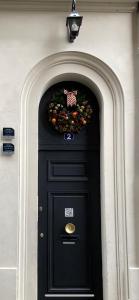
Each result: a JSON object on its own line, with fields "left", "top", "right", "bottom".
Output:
{"left": 19, "top": 51, "right": 128, "bottom": 300}
{"left": 0, "top": 1, "right": 137, "bottom": 12}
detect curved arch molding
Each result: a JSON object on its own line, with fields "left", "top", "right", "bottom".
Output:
{"left": 19, "top": 51, "right": 128, "bottom": 300}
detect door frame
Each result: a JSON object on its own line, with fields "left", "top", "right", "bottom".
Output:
{"left": 18, "top": 51, "right": 128, "bottom": 300}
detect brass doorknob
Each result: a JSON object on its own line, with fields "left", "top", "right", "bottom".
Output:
{"left": 65, "top": 223, "right": 75, "bottom": 234}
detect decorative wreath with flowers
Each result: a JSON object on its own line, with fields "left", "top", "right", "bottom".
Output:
{"left": 48, "top": 89, "right": 93, "bottom": 133}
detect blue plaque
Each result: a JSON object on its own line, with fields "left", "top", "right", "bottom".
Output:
{"left": 64, "top": 133, "right": 74, "bottom": 141}
{"left": 3, "top": 143, "right": 15, "bottom": 154}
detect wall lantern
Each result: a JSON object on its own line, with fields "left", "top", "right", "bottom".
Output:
{"left": 66, "top": 0, "right": 83, "bottom": 42}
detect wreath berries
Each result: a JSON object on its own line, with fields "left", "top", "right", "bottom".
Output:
{"left": 48, "top": 89, "right": 93, "bottom": 133}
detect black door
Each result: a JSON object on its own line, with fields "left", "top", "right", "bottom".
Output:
{"left": 38, "top": 82, "right": 103, "bottom": 300}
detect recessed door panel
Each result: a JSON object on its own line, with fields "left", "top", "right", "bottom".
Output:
{"left": 48, "top": 193, "right": 90, "bottom": 291}
{"left": 48, "top": 161, "right": 88, "bottom": 181}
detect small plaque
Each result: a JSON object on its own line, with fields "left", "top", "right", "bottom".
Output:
{"left": 65, "top": 208, "right": 74, "bottom": 218}
{"left": 3, "top": 128, "right": 15, "bottom": 139}
{"left": 3, "top": 143, "right": 14, "bottom": 154}
{"left": 64, "top": 133, "right": 74, "bottom": 141}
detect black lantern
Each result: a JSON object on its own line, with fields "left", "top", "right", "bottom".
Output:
{"left": 66, "top": 0, "right": 83, "bottom": 42}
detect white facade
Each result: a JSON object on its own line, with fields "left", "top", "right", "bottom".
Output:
{"left": 0, "top": 1, "right": 138, "bottom": 299}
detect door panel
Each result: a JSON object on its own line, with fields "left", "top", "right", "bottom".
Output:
{"left": 48, "top": 193, "right": 89, "bottom": 290}
{"left": 38, "top": 81, "right": 103, "bottom": 300}
{"left": 48, "top": 160, "right": 88, "bottom": 181}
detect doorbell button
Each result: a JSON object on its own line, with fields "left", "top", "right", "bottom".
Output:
{"left": 65, "top": 223, "right": 76, "bottom": 234}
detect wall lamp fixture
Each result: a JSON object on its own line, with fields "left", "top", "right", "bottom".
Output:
{"left": 66, "top": 0, "right": 83, "bottom": 42}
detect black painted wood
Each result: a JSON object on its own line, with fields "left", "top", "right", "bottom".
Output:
{"left": 38, "top": 82, "right": 103, "bottom": 300}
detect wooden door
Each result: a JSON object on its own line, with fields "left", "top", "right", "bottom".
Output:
{"left": 38, "top": 81, "right": 103, "bottom": 300}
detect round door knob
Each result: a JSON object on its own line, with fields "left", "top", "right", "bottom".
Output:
{"left": 65, "top": 223, "right": 75, "bottom": 234}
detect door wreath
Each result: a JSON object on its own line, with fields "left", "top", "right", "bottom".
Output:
{"left": 48, "top": 89, "right": 93, "bottom": 133}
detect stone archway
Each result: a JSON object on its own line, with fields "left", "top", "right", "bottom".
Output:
{"left": 18, "top": 51, "right": 128, "bottom": 300}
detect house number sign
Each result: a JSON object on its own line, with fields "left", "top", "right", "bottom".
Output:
{"left": 3, "top": 128, "right": 15, "bottom": 139}
{"left": 3, "top": 143, "right": 14, "bottom": 154}
{"left": 64, "top": 133, "right": 74, "bottom": 141}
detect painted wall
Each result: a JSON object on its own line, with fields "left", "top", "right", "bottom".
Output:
{"left": 0, "top": 9, "right": 137, "bottom": 300}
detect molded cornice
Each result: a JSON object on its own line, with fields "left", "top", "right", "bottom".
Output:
{"left": 0, "top": 1, "right": 137, "bottom": 12}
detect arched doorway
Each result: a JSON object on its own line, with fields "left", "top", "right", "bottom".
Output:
{"left": 19, "top": 52, "right": 128, "bottom": 300}
{"left": 38, "top": 81, "right": 102, "bottom": 299}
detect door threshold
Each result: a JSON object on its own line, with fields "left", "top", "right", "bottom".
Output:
{"left": 44, "top": 294, "right": 95, "bottom": 297}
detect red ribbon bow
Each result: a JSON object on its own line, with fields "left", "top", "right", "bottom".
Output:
{"left": 64, "top": 89, "right": 77, "bottom": 107}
